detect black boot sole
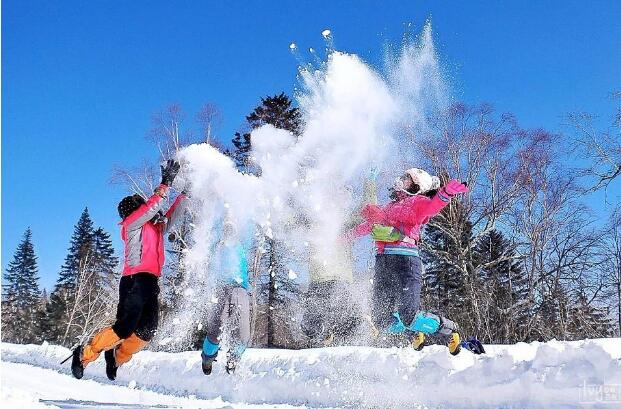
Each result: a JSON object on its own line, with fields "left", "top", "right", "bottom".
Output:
{"left": 71, "top": 346, "right": 84, "bottom": 379}
{"left": 104, "top": 349, "right": 117, "bottom": 381}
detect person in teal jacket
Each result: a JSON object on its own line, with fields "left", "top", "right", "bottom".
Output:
{"left": 201, "top": 219, "right": 250, "bottom": 375}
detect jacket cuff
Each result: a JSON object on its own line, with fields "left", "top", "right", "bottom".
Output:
{"left": 437, "top": 189, "right": 451, "bottom": 203}
{"left": 155, "top": 184, "right": 169, "bottom": 198}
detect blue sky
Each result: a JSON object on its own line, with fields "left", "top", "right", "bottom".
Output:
{"left": 3, "top": 0, "right": 621, "bottom": 290}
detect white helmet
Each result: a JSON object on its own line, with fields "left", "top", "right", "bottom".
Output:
{"left": 394, "top": 168, "right": 440, "bottom": 195}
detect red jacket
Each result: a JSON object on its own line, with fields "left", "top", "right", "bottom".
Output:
{"left": 351, "top": 190, "right": 451, "bottom": 253}
{"left": 120, "top": 185, "right": 186, "bottom": 277}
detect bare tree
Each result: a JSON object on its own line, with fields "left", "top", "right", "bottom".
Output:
{"left": 566, "top": 90, "right": 621, "bottom": 193}
{"left": 600, "top": 205, "right": 621, "bottom": 335}
{"left": 196, "top": 103, "right": 223, "bottom": 144}
{"left": 61, "top": 254, "right": 118, "bottom": 346}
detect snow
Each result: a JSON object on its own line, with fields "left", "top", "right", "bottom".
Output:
{"left": 2, "top": 339, "right": 621, "bottom": 408}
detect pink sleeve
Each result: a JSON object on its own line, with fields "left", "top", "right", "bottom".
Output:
{"left": 407, "top": 191, "right": 451, "bottom": 225}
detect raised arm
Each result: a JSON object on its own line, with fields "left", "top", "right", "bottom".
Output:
{"left": 124, "top": 159, "right": 182, "bottom": 231}
{"left": 123, "top": 185, "right": 168, "bottom": 230}
{"left": 407, "top": 180, "right": 469, "bottom": 225}
{"left": 164, "top": 193, "right": 188, "bottom": 233}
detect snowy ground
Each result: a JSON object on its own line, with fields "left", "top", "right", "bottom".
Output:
{"left": 2, "top": 339, "right": 620, "bottom": 408}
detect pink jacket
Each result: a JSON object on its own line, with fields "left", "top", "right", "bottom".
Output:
{"left": 120, "top": 185, "right": 187, "bottom": 277}
{"left": 351, "top": 190, "right": 451, "bottom": 253}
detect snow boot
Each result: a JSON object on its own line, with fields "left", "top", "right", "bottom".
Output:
{"left": 447, "top": 332, "right": 461, "bottom": 356}
{"left": 104, "top": 348, "right": 118, "bottom": 380}
{"left": 411, "top": 332, "right": 425, "bottom": 351}
{"left": 71, "top": 345, "right": 84, "bottom": 379}
{"left": 461, "top": 337, "right": 486, "bottom": 355}
{"left": 201, "top": 352, "right": 217, "bottom": 375}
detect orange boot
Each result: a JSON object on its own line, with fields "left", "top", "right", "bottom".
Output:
{"left": 81, "top": 327, "right": 122, "bottom": 366}
{"left": 115, "top": 333, "right": 148, "bottom": 366}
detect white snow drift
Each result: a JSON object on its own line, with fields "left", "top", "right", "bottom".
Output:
{"left": 2, "top": 338, "right": 621, "bottom": 408}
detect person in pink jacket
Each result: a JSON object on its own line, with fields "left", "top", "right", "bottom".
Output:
{"left": 71, "top": 160, "right": 187, "bottom": 380}
{"left": 348, "top": 168, "right": 468, "bottom": 353}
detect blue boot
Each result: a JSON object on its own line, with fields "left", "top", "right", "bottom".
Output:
{"left": 201, "top": 338, "right": 220, "bottom": 375}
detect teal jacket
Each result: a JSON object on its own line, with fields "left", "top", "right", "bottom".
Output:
{"left": 218, "top": 241, "right": 249, "bottom": 290}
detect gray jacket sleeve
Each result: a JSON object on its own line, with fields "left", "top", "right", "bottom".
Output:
{"left": 164, "top": 194, "right": 188, "bottom": 233}
{"left": 125, "top": 189, "right": 167, "bottom": 231}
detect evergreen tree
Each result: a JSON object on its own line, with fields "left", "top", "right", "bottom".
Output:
{"left": 44, "top": 209, "right": 118, "bottom": 346}
{"left": 474, "top": 229, "right": 529, "bottom": 343}
{"left": 1, "top": 228, "right": 42, "bottom": 343}
{"left": 57, "top": 208, "right": 95, "bottom": 290}
{"left": 420, "top": 205, "right": 472, "bottom": 327}
{"left": 567, "top": 291, "right": 613, "bottom": 340}
{"left": 232, "top": 92, "right": 303, "bottom": 173}
{"left": 92, "top": 227, "right": 119, "bottom": 288}
{"left": 46, "top": 208, "right": 95, "bottom": 344}
{"left": 230, "top": 93, "right": 303, "bottom": 347}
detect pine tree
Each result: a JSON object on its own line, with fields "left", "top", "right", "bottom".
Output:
{"left": 1, "top": 228, "right": 42, "bottom": 343}
{"left": 474, "top": 229, "right": 529, "bottom": 343}
{"left": 230, "top": 93, "right": 303, "bottom": 347}
{"left": 231, "top": 92, "right": 303, "bottom": 173}
{"left": 256, "top": 238, "right": 300, "bottom": 347}
{"left": 46, "top": 208, "right": 95, "bottom": 344}
{"left": 58, "top": 208, "right": 96, "bottom": 290}
{"left": 44, "top": 209, "right": 118, "bottom": 346}
{"left": 420, "top": 206, "right": 471, "bottom": 327}
{"left": 567, "top": 291, "right": 613, "bottom": 340}
{"left": 92, "top": 227, "right": 119, "bottom": 289}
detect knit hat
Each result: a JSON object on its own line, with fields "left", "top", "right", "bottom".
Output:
{"left": 118, "top": 194, "right": 146, "bottom": 220}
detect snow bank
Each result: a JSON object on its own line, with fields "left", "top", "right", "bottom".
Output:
{"left": 3, "top": 339, "right": 620, "bottom": 408}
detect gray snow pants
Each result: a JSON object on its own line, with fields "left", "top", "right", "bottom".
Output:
{"left": 204, "top": 286, "right": 251, "bottom": 355}
{"left": 372, "top": 254, "right": 423, "bottom": 330}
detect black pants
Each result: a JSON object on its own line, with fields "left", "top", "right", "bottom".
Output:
{"left": 112, "top": 272, "right": 160, "bottom": 341}
{"left": 372, "top": 254, "right": 423, "bottom": 330}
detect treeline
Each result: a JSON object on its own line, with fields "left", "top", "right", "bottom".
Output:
{"left": 415, "top": 102, "right": 621, "bottom": 343}
{"left": 1, "top": 211, "right": 118, "bottom": 346}
{"left": 3, "top": 92, "right": 620, "bottom": 348}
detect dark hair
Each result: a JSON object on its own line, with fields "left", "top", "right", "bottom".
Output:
{"left": 118, "top": 194, "right": 146, "bottom": 219}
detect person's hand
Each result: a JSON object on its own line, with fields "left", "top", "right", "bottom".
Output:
{"left": 443, "top": 179, "right": 469, "bottom": 196}
{"left": 368, "top": 165, "right": 380, "bottom": 181}
{"left": 161, "top": 159, "right": 181, "bottom": 186}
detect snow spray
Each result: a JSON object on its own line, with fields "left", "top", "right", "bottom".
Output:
{"left": 157, "top": 22, "right": 448, "bottom": 349}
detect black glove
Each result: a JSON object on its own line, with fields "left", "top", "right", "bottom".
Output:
{"left": 160, "top": 159, "right": 180, "bottom": 186}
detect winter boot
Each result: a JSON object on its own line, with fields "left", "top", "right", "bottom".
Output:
{"left": 461, "top": 337, "right": 486, "bottom": 354}
{"left": 411, "top": 332, "right": 425, "bottom": 351}
{"left": 104, "top": 348, "right": 118, "bottom": 380}
{"left": 71, "top": 346, "right": 84, "bottom": 379}
{"left": 447, "top": 332, "right": 461, "bottom": 356}
{"left": 201, "top": 352, "right": 217, "bottom": 375}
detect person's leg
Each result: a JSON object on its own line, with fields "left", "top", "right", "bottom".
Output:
{"left": 81, "top": 275, "right": 143, "bottom": 365}
{"left": 116, "top": 274, "right": 160, "bottom": 365}
{"left": 228, "top": 287, "right": 251, "bottom": 358}
{"left": 203, "top": 287, "right": 227, "bottom": 358}
{"left": 396, "top": 256, "right": 423, "bottom": 327}
{"left": 371, "top": 254, "right": 398, "bottom": 331}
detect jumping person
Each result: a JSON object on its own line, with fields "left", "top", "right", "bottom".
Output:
{"left": 201, "top": 219, "right": 251, "bottom": 375}
{"left": 71, "top": 159, "right": 186, "bottom": 380}
{"left": 347, "top": 168, "right": 469, "bottom": 354}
